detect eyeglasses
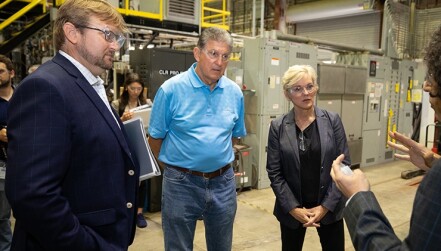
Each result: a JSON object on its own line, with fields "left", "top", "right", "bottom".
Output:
{"left": 289, "top": 84, "right": 316, "bottom": 95}
{"left": 76, "top": 25, "right": 126, "bottom": 48}
{"left": 298, "top": 131, "right": 306, "bottom": 151}
{"left": 202, "top": 49, "right": 230, "bottom": 62}
{"left": 425, "top": 73, "right": 438, "bottom": 98}
{"left": 128, "top": 86, "right": 143, "bottom": 92}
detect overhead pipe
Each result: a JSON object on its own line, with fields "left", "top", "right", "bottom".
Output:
{"left": 252, "top": 0, "right": 256, "bottom": 37}
{"left": 143, "top": 31, "right": 159, "bottom": 49}
{"left": 127, "top": 23, "right": 200, "bottom": 37}
{"left": 275, "top": 0, "right": 287, "bottom": 33}
{"left": 408, "top": 0, "right": 416, "bottom": 58}
{"left": 273, "top": 30, "right": 384, "bottom": 55}
{"left": 286, "top": 0, "right": 377, "bottom": 23}
{"left": 260, "top": 0, "right": 264, "bottom": 37}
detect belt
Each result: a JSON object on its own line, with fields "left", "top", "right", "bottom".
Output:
{"left": 168, "top": 164, "right": 231, "bottom": 179}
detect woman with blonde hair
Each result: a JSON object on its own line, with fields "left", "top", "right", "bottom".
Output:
{"left": 267, "top": 65, "right": 350, "bottom": 250}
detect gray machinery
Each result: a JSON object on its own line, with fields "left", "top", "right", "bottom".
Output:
{"left": 362, "top": 56, "right": 417, "bottom": 166}
{"left": 241, "top": 37, "right": 317, "bottom": 189}
{"left": 129, "top": 48, "right": 195, "bottom": 100}
{"left": 316, "top": 64, "right": 366, "bottom": 168}
{"left": 238, "top": 38, "right": 420, "bottom": 187}
{"left": 362, "top": 56, "right": 400, "bottom": 166}
{"left": 227, "top": 57, "right": 254, "bottom": 190}
{"left": 242, "top": 37, "right": 288, "bottom": 190}
{"left": 398, "top": 60, "right": 418, "bottom": 139}
{"left": 362, "top": 55, "right": 389, "bottom": 166}
{"left": 108, "top": 0, "right": 199, "bottom": 26}
{"left": 382, "top": 58, "right": 401, "bottom": 163}
{"left": 232, "top": 144, "right": 253, "bottom": 189}
{"left": 129, "top": 48, "right": 194, "bottom": 213}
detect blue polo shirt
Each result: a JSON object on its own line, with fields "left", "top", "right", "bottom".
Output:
{"left": 148, "top": 63, "right": 246, "bottom": 172}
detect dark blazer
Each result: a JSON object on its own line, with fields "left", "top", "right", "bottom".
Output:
{"left": 267, "top": 106, "right": 350, "bottom": 229}
{"left": 345, "top": 160, "right": 441, "bottom": 251}
{"left": 5, "top": 53, "right": 139, "bottom": 251}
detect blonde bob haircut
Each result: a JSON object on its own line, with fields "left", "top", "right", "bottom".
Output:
{"left": 282, "top": 65, "right": 318, "bottom": 93}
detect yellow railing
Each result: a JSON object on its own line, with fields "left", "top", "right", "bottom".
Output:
{"left": 201, "top": 0, "right": 230, "bottom": 30}
{"left": 55, "top": 0, "right": 164, "bottom": 21}
{"left": 117, "top": 0, "right": 163, "bottom": 21}
{"left": 0, "top": 0, "right": 14, "bottom": 10}
{"left": 0, "top": 0, "right": 47, "bottom": 31}
{"left": 3, "top": 0, "right": 230, "bottom": 32}
{"left": 54, "top": 0, "right": 163, "bottom": 21}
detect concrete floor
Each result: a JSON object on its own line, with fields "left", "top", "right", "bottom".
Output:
{"left": 129, "top": 159, "right": 421, "bottom": 251}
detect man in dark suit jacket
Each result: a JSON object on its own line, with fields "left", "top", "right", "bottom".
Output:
{"left": 330, "top": 24, "right": 441, "bottom": 250}
{"left": 5, "top": 0, "right": 139, "bottom": 250}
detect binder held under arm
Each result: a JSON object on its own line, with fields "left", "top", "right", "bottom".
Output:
{"left": 123, "top": 117, "right": 161, "bottom": 181}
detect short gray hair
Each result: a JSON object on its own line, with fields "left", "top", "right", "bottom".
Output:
{"left": 197, "top": 27, "right": 233, "bottom": 52}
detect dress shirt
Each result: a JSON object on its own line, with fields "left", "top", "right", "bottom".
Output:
{"left": 59, "top": 50, "right": 120, "bottom": 127}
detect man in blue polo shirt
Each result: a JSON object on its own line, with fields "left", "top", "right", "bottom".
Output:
{"left": 148, "top": 27, "right": 246, "bottom": 251}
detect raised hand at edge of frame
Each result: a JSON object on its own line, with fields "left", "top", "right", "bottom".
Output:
{"left": 387, "top": 131, "right": 440, "bottom": 171}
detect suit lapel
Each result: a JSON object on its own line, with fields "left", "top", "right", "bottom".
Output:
{"left": 52, "top": 54, "right": 133, "bottom": 160}
{"left": 285, "top": 110, "right": 301, "bottom": 169}
{"left": 76, "top": 79, "right": 133, "bottom": 158}
{"left": 315, "top": 107, "right": 329, "bottom": 166}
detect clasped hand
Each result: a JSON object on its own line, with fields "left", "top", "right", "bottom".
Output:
{"left": 290, "top": 205, "right": 328, "bottom": 228}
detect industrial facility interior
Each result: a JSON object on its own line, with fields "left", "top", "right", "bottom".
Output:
{"left": 128, "top": 160, "right": 419, "bottom": 250}
{"left": 6, "top": 159, "right": 419, "bottom": 250}
{"left": 2, "top": 0, "right": 441, "bottom": 250}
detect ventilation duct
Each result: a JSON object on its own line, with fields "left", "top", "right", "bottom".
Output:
{"left": 164, "top": 0, "right": 199, "bottom": 25}
{"left": 286, "top": 0, "right": 377, "bottom": 23}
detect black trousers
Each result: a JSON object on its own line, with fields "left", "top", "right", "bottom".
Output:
{"left": 280, "top": 219, "right": 344, "bottom": 251}
{"left": 138, "top": 180, "right": 147, "bottom": 210}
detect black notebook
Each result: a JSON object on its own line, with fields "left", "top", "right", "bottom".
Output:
{"left": 123, "top": 117, "right": 161, "bottom": 180}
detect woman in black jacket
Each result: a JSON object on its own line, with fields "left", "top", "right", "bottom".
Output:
{"left": 266, "top": 65, "right": 351, "bottom": 251}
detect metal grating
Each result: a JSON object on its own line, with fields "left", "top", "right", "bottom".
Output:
{"left": 384, "top": 0, "right": 441, "bottom": 59}
{"left": 168, "top": 0, "right": 195, "bottom": 18}
{"left": 384, "top": 1, "right": 410, "bottom": 58}
{"left": 296, "top": 52, "right": 310, "bottom": 59}
{"left": 385, "top": 151, "right": 393, "bottom": 160}
{"left": 366, "top": 157, "right": 375, "bottom": 163}
{"left": 392, "top": 59, "right": 400, "bottom": 70}
{"left": 415, "top": 7, "right": 441, "bottom": 58}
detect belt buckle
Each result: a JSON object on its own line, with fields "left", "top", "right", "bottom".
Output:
{"left": 202, "top": 172, "right": 210, "bottom": 179}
